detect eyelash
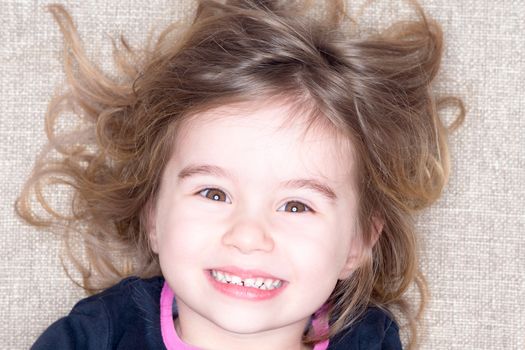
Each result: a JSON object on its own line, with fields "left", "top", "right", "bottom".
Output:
{"left": 278, "top": 201, "right": 312, "bottom": 214}
{"left": 196, "top": 188, "right": 313, "bottom": 213}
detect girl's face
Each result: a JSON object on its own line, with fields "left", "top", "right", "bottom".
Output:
{"left": 149, "top": 101, "right": 363, "bottom": 349}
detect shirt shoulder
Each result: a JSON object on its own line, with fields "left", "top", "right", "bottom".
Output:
{"left": 328, "top": 307, "right": 402, "bottom": 350}
{"left": 31, "top": 276, "right": 165, "bottom": 350}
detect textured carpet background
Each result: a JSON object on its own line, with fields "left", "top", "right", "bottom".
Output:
{"left": 1, "top": 0, "right": 523, "bottom": 349}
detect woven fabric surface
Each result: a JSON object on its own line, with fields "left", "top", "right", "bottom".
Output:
{"left": 1, "top": 0, "right": 523, "bottom": 349}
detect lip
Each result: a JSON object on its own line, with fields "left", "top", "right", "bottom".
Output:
{"left": 205, "top": 266, "right": 287, "bottom": 301}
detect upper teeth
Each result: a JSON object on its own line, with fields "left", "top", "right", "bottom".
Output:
{"left": 211, "top": 270, "right": 283, "bottom": 290}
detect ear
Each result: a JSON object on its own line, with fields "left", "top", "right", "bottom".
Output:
{"left": 338, "top": 215, "right": 384, "bottom": 280}
{"left": 369, "top": 215, "right": 384, "bottom": 247}
{"left": 144, "top": 199, "right": 159, "bottom": 253}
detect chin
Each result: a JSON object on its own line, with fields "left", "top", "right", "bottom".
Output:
{"left": 208, "top": 311, "right": 288, "bottom": 335}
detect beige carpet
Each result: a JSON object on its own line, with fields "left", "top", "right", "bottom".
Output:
{"left": 1, "top": 0, "right": 523, "bottom": 348}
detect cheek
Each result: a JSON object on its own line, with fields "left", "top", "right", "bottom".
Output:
{"left": 155, "top": 199, "right": 229, "bottom": 262}
{"left": 283, "top": 222, "right": 352, "bottom": 282}
{"left": 156, "top": 203, "right": 202, "bottom": 253}
{"left": 283, "top": 235, "right": 347, "bottom": 309}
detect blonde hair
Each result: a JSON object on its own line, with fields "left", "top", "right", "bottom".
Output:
{"left": 16, "top": 0, "right": 464, "bottom": 348}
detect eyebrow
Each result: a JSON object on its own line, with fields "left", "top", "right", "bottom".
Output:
{"left": 281, "top": 179, "right": 338, "bottom": 201}
{"left": 177, "top": 164, "right": 338, "bottom": 202}
{"left": 178, "top": 164, "right": 232, "bottom": 181}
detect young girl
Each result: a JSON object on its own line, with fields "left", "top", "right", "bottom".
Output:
{"left": 17, "top": 0, "right": 464, "bottom": 349}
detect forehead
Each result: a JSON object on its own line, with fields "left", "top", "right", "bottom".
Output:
{"left": 174, "top": 100, "right": 357, "bottom": 183}
{"left": 180, "top": 98, "right": 352, "bottom": 148}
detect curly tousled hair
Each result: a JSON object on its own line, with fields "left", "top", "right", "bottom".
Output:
{"left": 17, "top": 0, "right": 464, "bottom": 348}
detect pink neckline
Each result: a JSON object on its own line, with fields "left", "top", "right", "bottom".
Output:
{"left": 160, "top": 282, "right": 199, "bottom": 350}
{"left": 160, "top": 281, "right": 329, "bottom": 350}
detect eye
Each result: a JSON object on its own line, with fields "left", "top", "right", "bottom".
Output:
{"left": 198, "top": 188, "right": 231, "bottom": 203}
{"left": 277, "top": 201, "right": 312, "bottom": 213}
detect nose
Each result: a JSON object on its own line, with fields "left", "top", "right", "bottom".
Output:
{"left": 221, "top": 218, "right": 274, "bottom": 254}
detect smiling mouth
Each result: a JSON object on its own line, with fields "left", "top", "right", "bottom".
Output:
{"left": 210, "top": 269, "right": 284, "bottom": 290}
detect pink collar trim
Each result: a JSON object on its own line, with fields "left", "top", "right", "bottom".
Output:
{"left": 160, "top": 282, "right": 199, "bottom": 350}
{"left": 160, "top": 281, "right": 329, "bottom": 350}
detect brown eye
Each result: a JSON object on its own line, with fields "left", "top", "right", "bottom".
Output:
{"left": 282, "top": 201, "right": 310, "bottom": 213}
{"left": 200, "top": 188, "right": 229, "bottom": 202}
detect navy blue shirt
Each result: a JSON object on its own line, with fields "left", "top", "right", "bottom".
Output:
{"left": 32, "top": 276, "right": 402, "bottom": 349}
